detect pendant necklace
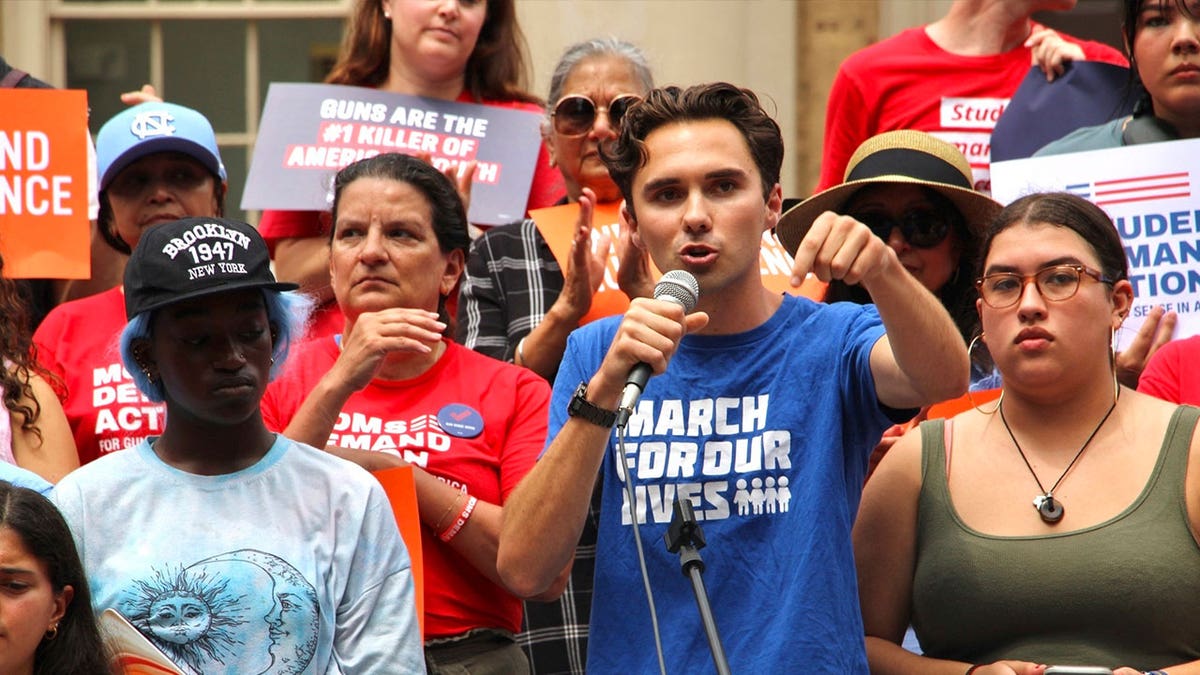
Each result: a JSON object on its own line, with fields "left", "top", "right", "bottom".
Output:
{"left": 998, "top": 396, "right": 1118, "bottom": 524}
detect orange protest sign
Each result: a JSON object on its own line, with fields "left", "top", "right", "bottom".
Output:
{"left": 532, "top": 201, "right": 653, "bottom": 325}
{"left": 0, "top": 89, "right": 90, "bottom": 279}
{"left": 533, "top": 202, "right": 826, "bottom": 321}
{"left": 372, "top": 466, "right": 426, "bottom": 639}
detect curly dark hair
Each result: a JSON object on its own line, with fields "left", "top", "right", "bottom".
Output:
{"left": 0, "top": 482, "right": 112, "bottom": 674}
{"left": 326, "top": 0, "right": 540, "bottom": 105}
{"left": 601, "top": 82, "right": 783, "bottom": 220}
{"left": 0, "top": 254, "right": 49, "bottom": 442}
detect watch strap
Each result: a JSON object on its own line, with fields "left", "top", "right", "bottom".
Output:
{"left": 568, "top": 382, "right": 617, "bottom": 428}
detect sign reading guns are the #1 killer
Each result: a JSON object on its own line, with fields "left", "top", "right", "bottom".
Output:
{"left": 0, "top": 89, "right": 90, "bottom": 279}
{"left": 243, "top": 83, "right": 542, "bottom": 226}
{"left": 991, "top": 138, "right": 1200, "bottom": 351}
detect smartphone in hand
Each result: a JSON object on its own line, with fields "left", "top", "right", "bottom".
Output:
{"left": 1044, "top": 667, "right": 1113, "bottom": 675}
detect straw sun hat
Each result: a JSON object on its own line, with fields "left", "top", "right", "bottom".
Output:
{"left": 775, "top": 130, "right": 1002, "bottom": 256}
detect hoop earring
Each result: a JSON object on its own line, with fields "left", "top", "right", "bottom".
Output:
{"left": 44, "top": 624, "right": 58, "bottom": 641}
{"left": 1110, "top": 326, "right": 1120, "bottom": 404}
{"left": 968, "top": 387, "right": 1004, "bottom": 416}
{"left": 966, "top": 334, "right": 1003, "bottom": 415}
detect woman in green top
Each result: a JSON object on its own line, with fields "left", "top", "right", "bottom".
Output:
{"left": 854, "top": 192, "right": 1200, "bottom": 675}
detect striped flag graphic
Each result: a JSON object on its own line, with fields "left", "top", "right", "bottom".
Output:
{"left": 1068, "top": 172, "right": 1191, "bottom": 207}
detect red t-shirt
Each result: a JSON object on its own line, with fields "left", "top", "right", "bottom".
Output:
{"left": 261, "top": 337, "right": 550, "bottom": 638}
{"left": 33, "top": 288, "right": 165, "bottom": 464}
{"left": 819, "top": 24, "right": 1127, "bottom": 193}
{"left": 1138, "top": 335, "right": 1200, "bottom": 405}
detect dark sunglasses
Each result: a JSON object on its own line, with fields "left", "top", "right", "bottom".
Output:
{"left": 853, "top": 208, "right": 952, "bottom": 249}
{"left": 551, "top": 94, "right": 641, "bottom": 137}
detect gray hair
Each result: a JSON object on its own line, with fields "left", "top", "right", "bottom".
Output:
{"left": 545, "top": 37, "right": 654, "bottom": 116}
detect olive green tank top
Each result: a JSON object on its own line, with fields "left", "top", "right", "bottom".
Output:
{"left": 911, "top": 405, "right": 1200, "bottom": 670}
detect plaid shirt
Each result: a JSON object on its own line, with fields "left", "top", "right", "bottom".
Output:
{"left": 518, "top": 487, "right": 601, "bottom": 675}
{"left": 457, "top": 216, "right": 596, "bottom": 673}
{"left": 458, "top": 218, "right": 564, "bottom": 363}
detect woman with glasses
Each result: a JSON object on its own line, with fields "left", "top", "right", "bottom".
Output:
{"left": 259, "top": 0, "right": 564, "bottom": 341}
{"left": 853, "top": 191, "right": 1200, "bottom": 675}
{"left": 779, "top": 130, "right": 1168, "bottom": 394}
{"left": 458, "top": 38, "right": 655, "bottom": 382}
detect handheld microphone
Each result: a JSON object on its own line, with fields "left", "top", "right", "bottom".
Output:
{"left": 616, "top": 270, "right": 700, "bottom": 428}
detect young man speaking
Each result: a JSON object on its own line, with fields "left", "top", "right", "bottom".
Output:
{"left": 498, "top": 82, "right": 968, "bottom": 673}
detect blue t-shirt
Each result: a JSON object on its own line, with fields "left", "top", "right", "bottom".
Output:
{"left": 550, "top": 294, "right": 904, "bottom": 674}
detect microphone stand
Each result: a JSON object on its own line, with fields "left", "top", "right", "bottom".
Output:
{"left": 664, "top": 498, "right": 731, "bottom": 675}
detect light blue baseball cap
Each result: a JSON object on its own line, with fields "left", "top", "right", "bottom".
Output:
{"left": 96, "top": 101, "right": 227, "bottom": 191}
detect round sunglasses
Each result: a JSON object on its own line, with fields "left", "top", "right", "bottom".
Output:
{"left": 852, "top": 208, "right": 953, "bottom": 249}
{"left": 551, "top": 94, "right": 642, "bottom": 137}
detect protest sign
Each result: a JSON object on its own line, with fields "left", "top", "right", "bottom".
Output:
{"left": 244, "top": 83, "right": 541, "bottom": 225}
{"left": 0, "top": 89, "right": 90, "bottom": 278}
{"left": 992, "top": 138, "right": 1200, "bottom": 350}
{"left": 533, "top": 202, "right": 824, "bottom": 324}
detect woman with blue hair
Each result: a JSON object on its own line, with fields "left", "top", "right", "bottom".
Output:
{"left": 52, "top": 216, "right": 423, "bottom": 673}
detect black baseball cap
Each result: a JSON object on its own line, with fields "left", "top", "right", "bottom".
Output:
{"left": 124, "top": 216, "right": 297, "bottom": 320}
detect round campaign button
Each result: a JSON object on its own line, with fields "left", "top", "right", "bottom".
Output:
{"left": 437, "top": 403, "right": 484, "bottom": 439}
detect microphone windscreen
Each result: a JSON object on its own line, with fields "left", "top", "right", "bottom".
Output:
{"left": 654, "top": 270, "right": 700, "bottom": 313}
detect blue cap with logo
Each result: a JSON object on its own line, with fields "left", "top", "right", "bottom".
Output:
{"left": 96, "top": 101, "right": 227, "bottom": 191}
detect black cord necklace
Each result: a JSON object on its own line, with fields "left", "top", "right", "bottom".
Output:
{"left": 998, "top": 396, "right": 1118, "bottom": 524}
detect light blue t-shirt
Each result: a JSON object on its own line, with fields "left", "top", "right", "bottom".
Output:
{"left": 53, "top": 435, "right": 422, "bottom": 674}
{"left": 550, "top": 294, "right": 906, "bottom": 674}
{"left": 0, "top": 462, "right": 53, "bottom": 495}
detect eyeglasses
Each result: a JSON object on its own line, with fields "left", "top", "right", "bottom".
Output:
{"left": 852, "top": 208, "right": 952, "bottom": 249}
{"left": 551, "top": 94, "right": 641, "bottom": 137}
{"left": 975, "top": 264, "right": 1114, "bottom": 309}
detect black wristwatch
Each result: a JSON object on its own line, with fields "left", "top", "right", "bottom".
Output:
{"left": 568, "top": 382, "right": 617, "bottom": 428}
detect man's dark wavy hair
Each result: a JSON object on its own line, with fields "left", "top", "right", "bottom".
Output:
{"left": 601, "top": 82, "right": 783, "bottom": 219}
